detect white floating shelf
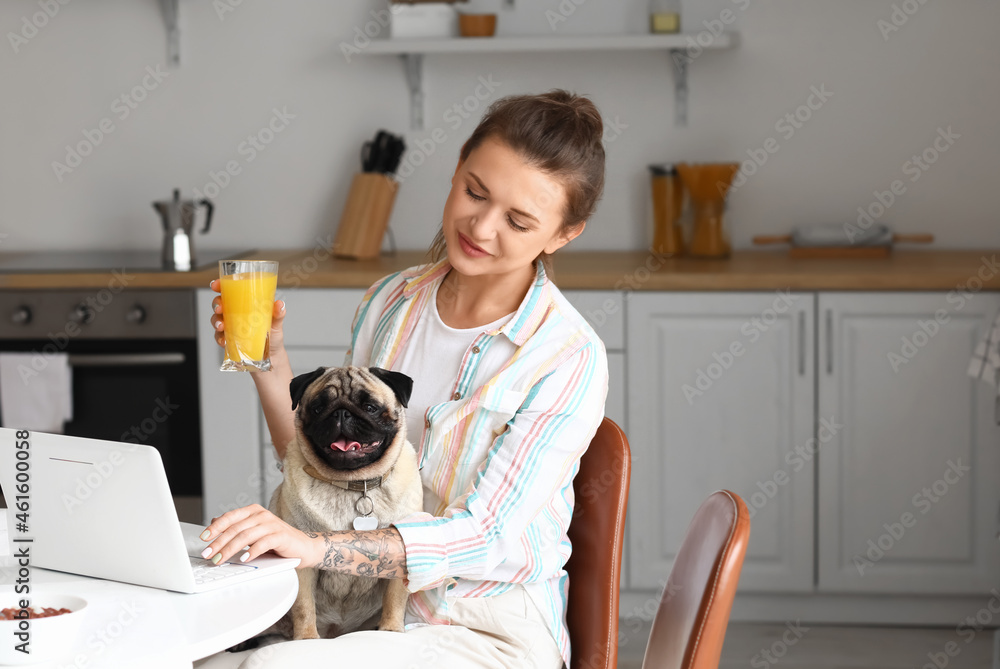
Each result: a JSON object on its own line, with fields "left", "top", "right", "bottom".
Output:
{"left": 364, "top": 32, "right": 739, "bottom": 55}
{"left": 360, "top": 33, "right": 740, "bottom": 129}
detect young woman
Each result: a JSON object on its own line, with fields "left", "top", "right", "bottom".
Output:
{"left": 195, "top": 90, "right": 609, "bottom": 669}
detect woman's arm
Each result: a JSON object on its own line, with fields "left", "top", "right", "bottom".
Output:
{"left": 250, "top": 345, "right": 295, "bottom": 461}
{"left": 305, "top": 528, "right": 407, "bottom": 579}
{"left": 199, "top": 504, "right": 408, "bottom": 578}
{"left": 210, "top": 280, "right": 296, "bottom": 460}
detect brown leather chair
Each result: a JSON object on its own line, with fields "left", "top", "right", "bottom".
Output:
{"left": 641, "top": 490, "right": 751, "bottom": 669}
{"left": 565, "top": 417, "right": 631, "bottom": 669}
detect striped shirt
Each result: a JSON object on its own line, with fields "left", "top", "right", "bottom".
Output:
{"left": 344, "top": 258, "right": 609, "bottom": 667}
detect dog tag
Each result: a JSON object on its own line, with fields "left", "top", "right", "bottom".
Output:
{"left": 353, "top": 516, "right": 379, "bottom": 531}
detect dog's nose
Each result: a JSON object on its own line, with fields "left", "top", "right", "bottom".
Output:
{"left": 332, "top": 408, "right": 351, "bottom": 425}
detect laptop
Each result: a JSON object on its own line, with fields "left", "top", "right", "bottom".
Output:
{"left": 0, "top": 428, "right": 299, "bottom": 593}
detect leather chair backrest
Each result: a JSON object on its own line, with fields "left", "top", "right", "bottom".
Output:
{"left": 642, "top": 490, "right": 750, "bottom": 669}
{"left": 565, "top": 417, "right": 631, "bottom": 669}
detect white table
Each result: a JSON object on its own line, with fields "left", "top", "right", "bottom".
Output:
{"left": 0, "top": 517, "right": 298, "bottom": 669}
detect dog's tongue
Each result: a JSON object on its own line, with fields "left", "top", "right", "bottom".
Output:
{"left": 330, "top": 439, "right": 362, "bottom": 452}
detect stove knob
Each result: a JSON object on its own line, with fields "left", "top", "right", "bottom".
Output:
{"left": 71, "top": 303, "right": 96, "bottom": 325}
{"left": 126, "top": 305, "right": 147, "bottom": 324}
{"left": 11, "top": 306, "right": 32, "bottom": 325}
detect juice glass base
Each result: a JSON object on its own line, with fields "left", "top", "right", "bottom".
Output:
{"left": 220, "top": 357, "right": 272, "bottom": 373}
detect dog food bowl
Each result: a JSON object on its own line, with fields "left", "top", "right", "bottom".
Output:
{"left": 0, "top": 594, "right": 88, "bottom": 666}
{"left": 459, "top": 13, "right": 497, "bottom": 37}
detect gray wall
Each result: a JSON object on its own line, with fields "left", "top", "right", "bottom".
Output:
{"left": 1, "top": 0, "right": 997, "bottom": 253}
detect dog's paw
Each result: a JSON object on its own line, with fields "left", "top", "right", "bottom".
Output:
{"left": 292, "top": 629, "right": 322, "bottom": 641}
{"left": 377, "top": 621, "right": 405, "bottom": 633}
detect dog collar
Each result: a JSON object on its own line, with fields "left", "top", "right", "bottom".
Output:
{"left": 302, "top": 465, "right": 390, "bottom": 491}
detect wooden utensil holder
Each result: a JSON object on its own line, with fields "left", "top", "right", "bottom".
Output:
{"left": 332, "top": 173, "right": 399, "bottom": 259}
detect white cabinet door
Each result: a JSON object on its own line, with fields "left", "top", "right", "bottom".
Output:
{"left": 818, "top": 292, "right": 1000, "bottom": 593}
{"left": 627, "top": 292, "right": 815, "bottom": 592}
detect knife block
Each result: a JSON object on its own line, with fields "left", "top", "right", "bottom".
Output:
{"left": 332, "top": 173, "right": 399, "bottom": 260}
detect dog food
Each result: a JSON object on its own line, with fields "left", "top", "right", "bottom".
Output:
{"left": 1, "top": 606, "right": 73, "bottom": 619}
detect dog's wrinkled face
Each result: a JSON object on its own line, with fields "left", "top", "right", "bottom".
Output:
{"left": 290, "top": 367, "right": 413, "bottom": 473}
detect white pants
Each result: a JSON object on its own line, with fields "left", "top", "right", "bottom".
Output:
{"left": 193, "top": 585, "right": 565, "bottom": 669}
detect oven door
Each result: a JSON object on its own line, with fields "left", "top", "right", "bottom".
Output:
{"left": 0, "top": 338, "right": 202, "bottom": 521}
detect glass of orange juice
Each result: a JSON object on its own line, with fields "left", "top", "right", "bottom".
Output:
{"left": 218, "top": 260, "right": 279, "bottom": 372}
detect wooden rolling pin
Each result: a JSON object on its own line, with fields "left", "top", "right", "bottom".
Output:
{"left": 752, "top": 233, "right": 935, "bottom": 245}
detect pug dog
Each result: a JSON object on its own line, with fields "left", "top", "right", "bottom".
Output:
{"left": 268, "top": 366, "right": 423, "bottom": 641}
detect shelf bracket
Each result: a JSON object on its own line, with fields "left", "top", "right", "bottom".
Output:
{"left": 669, "top": 49, "right": 688, "bottom": 127}
{"left": 401, "top": 53, "right": 425, "bottom": 131}
{"left": 160, "top": 0, "right": 180, "bottom": 67}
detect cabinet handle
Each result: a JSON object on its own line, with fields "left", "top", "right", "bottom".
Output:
{"left": 825, "top": 309, "right": 833, "bottom": 375}
{"left": 798, "top": 310, "right": 806, "bottom": 376}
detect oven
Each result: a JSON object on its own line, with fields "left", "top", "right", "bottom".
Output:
{"left": 0, "top": 289, "right": 203, "bottom": 523}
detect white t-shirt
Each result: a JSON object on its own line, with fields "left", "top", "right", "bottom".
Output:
{"left": 394, "top": 282, "right": 514, "bottom": 448}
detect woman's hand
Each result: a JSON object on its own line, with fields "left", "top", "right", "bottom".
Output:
{"left": 199, "top": 504, "right": 322, "bottom": 569}
{"left": 209, "top": 278, "right": 288, "bottom": 355}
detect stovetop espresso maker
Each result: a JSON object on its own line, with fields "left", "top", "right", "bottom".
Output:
{"left": 153, "top": 188, "right": 214, "bottom": 271}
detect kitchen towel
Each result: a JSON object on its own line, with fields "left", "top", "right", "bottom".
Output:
{"left": 968, "top": 309, "right": 1000, "bottom": 425}
{"left": 0, "top": 352, "right": 73, "bottom": 433}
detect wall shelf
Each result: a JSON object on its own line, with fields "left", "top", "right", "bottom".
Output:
{"left": 361, "top": 33, "right": 740, "bottom": 130}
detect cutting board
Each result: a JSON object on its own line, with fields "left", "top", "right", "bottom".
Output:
{"left": 753, "top": 233, "right": 934, "bottom": 258}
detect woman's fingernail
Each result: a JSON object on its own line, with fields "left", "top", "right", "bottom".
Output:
{"left": 279, "top": 302, "right": 285, "bottom": 313}
{"left": 200, "top": 529, "right": 211, "bottom": 541}
{"left": 201, "top": 547, "right": 213, "bottom": 559}
{"left": 209, "top": 280, "right": 215, "bottom": 289}
{"left": 214, "top": 305, "right": 221, "bottom": 313}
{"left": 211, "top": 553, "right": 222, "bottom": 565}
{"left": 240, "top": 552, "right": 250, "bottom": 563}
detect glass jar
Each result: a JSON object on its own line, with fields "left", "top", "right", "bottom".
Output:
{"left": 650, "top": 164, "right": 685, "bottom": 256}
{"left": 650, "top": 0, "right": 681, "bottom": 33}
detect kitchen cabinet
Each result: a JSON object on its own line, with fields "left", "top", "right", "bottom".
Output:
{"left": 817, "top": 293, "right": 1000, "bottom": 594}
{"left": 626, "top": 290, "right": 1000, "bottom": 601}
{"left": 626, "top": 292, "right": 816, "bottom": 592}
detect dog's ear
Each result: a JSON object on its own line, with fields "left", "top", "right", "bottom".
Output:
{"left": 368, "top": 368, "right": 413, "bottom": 409}
{"left": 289, "top": 367, "right": 328, "bottom": 411}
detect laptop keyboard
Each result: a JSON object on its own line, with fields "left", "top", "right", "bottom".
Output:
{"left": 190, "top": 556, "right": 258, "bottom": 585}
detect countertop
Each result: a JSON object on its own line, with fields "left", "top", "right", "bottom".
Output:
{"left": 1, "top": 249, "right": 999, "bottom": 291}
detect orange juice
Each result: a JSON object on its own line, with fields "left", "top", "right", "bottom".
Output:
{"left": 220, "top": 271, "right": 277, "bottom": 366}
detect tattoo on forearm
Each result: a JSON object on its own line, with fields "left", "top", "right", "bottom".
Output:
{"left": 305, "top": 528, "right": 406, "bottom": 579}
